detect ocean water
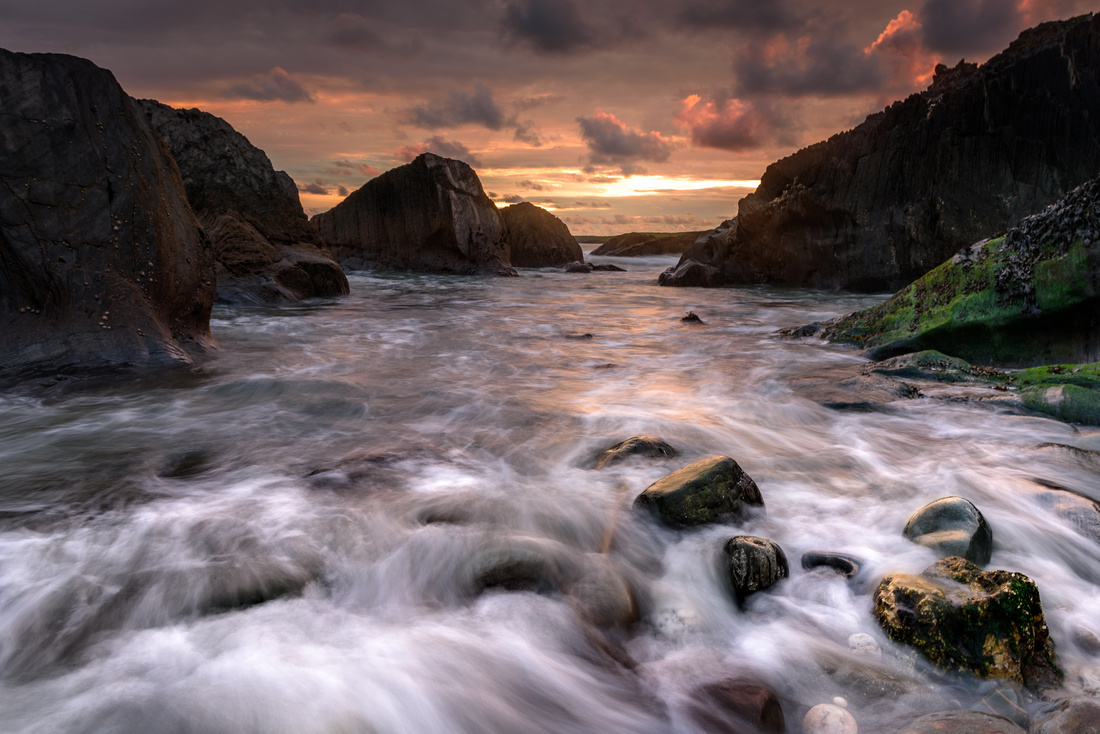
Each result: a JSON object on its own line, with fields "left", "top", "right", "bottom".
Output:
{"left": 1, "top": 253, "right": 1098, "bottom": 732}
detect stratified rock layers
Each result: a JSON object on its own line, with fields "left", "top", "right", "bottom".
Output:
{"left": 663, "top": 15, "right": 1100, "bottom": 292}
{"left": 0, "top": 49, "right": 215, "bottom": 379}
{"left": 313, "top": 153, "right": 513, "bottom": 275}
{"left": 141, "top": 100, "right": 348, "bottom": 303}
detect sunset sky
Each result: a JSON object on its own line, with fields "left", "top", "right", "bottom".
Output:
{"left": 2, "top": 0, "right": 1094, "bottom": 234}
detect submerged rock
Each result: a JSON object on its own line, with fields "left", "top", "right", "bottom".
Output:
{"left": 803, "top": 551, "right": 862, "bottom": 578}
{"left": 661, "top": 16, "right": 1100, "bottom": 292}
{"left": 1030, "top": 698, "right": 1100, "bottom": 733}
{"left": 564, "top": 261, "right": 594, "bottom": 273}
{"left": 592, "top": 436, "right": 678, "bottom": 469}
{"left": 896, "top": 710, "right": 1025, "bottom": 733}
{"left": 789, "top": 363, "right": 921, "bottom": 412}
{"left": 313, "top": 153, "right": 514, "bottom": 275}
{"left": 0, "top": 49, "right": 216, "bottom": 381}
{"left": 567, "top": 555, "right": 638, "bottom": 629}
{"left": 657, "top": 259, "right": 723, "bottom": 288}
{"left": 816, "top": 179, "right": 1100, "bottom": 366}
{"left": 686, "top": 678, "right": 785, "bottom": 734}
{"left": 499, "top": 202, "right": 582, "bottom": 267}
{"left": 904, "top": 497, "right": 994, "bottom": 566}
{"left": 873, "top": 557, "right": 1061, "bottom": 689}
{"left": 722, "top": 536, "right": 789, "bottom": 606}
{"left": 141, "top": 101, "right": 348, "bottom": 304}
{"left": 633, "top": 456, "right": 764, "bottom": 528}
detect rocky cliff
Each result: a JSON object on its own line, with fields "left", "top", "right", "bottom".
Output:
{"left": 662, "top": 14, "right": 1100, "bottom": 292}
{"left": 141, "top": 101, "right": 348, "bottom": 303}
{"left": 0, "top": 49, "right": 216, "bottom": 381}
{"left": 312, "top": 153, "right": 514, "bottom": 275}
{"left": 500, "top": 202, "right": 582, "bottom": 267}
{"left": 592, "top": 231, "right": 702, "bottom": 257}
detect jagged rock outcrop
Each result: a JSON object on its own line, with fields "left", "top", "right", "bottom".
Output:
{"left": 0, "top": 49, "right": 216, "bottom": 382}
{"left": 500, "top": 202, "right": 581, "bottom": 267}
{"left": 812, "top": 178, "right": 1100, "bottom": 367}
{"left": 592, "top": 231, "right": 703, "bottom": 257}
{"left": 140, "top": 101, "right": 348, "bottom": 303}
{"left": 662, "top": 14, "right": 1100, "bottom": 292}
{"left": 312, "top": 153, "right": 514, "bottom": 275}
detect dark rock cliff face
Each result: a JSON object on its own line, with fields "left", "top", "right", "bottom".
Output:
{"left": 592, "top": 231, "right": 702, "bottom": 257}
{"left": 0, "top": 49, "right": 216, "bottom": 381}
{"left": 500, "top": 202, "right": 582, "bottom": 267}
{"left": 663, "top": 14, "right": 1100, "bottom": 292}
{"left": 140, "top": 101, "right": 348, "bottom": 303}
{"left": 312, "top": 153, "right": 514, "bottom": 275}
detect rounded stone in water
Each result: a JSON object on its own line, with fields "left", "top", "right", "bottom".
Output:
{"left": 722, "top": 535, "right": 788, "bottom": 606}
{"left": 803, "top": 703, "right": 857, "bottom": 734}
{"left": 903, "top": 496, "right": 993, "bottom": 565}
{"left": 634, "top": 455, "right": 764, "bottom": 528}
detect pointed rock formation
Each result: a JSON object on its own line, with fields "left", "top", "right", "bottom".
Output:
{"left": 140, "top": 101, "right": 349, "bottom": 303}
{"left": 0, "top": 49, "right": 216, "bottom": 382}
{"left": 313, "top": 153, "right": 514, "bottom": 275}
{"left": 662, "top": 15, "right": 1100, "bottom": 292}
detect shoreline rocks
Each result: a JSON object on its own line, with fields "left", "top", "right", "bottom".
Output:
{"left": 141, "top": 101, "right": 349, "bottom": 304}
{"left": 0, "top": 49, "right": 216, "bottom": 382}
{"left": 500, "top": 202, "right": 582, "bottom": 267}
{"left": 591, "top": 231, "right": 703, "bottom": 257}
{"left": 633, "top": 456, "right": 764, "bottom": 528}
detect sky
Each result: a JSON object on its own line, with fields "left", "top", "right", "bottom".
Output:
{"left": 1, "top": 0, "right": 1095, "bottom": 235}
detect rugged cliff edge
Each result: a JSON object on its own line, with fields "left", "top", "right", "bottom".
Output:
{"left": 141, "top": 101, "right": 348, "bottom": 303}
{"left": 663, "top": 14, "right": 1100, "bottom": 292}
{"left": 313, "top": 154, "right": 513, "bottom": 275}
{"left": 0, "top": 49, "right": 216, "bottom": 382}
{"left": 500, "top": 202, "right": 582, "bottom": 267}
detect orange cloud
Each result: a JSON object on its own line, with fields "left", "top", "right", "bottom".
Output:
{"left": 867, "top": 10, "right": 939, "bottom": 89}
{"left": 675, "top": 95, "right": 767, "bottom": 151}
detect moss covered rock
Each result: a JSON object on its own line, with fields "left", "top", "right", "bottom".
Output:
{"left": 873, "top": 557, "right": 1061, "bottom": 690}
{"left": 817, "top": 179, "right": 1100, "bottom": 367}
{"left": 633, "top": 456, "right": 764, "bottom": 528}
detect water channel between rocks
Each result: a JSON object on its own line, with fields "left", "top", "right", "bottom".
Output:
{"left": 1, "top": 252, "right": 1099, "bottom": 733}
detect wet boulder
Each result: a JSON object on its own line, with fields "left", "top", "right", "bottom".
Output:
{"left": 895, "top": 710, "right": 1025, "bottom": 733}
{"left": 567, "top": 555, "right": 638, "bottom": 629}
{"left": 657, "top": 259, "right": 723, "bottom": 287}
{"left": 140, "top": 100, "right": 349, "bottom": 303}
{"left": 873, "top": 557, "right": 1061, "bottom": 689}
{"left": 592, "top": 436, "right": 678, "bottom": 469}
{"left": 904, "top": 496, "right": 994, "bottom": 565}
{"left": 1033, "top": 488, "right": 1100, "bottom": 544}
{"left": 633, "top": 456, "right": 764, "bottom": 528}
{"left": 1029, "top": 698, "right": 1100, "bottom": 733}
{"left": 803, "top": 703, "right": 858, "bottom": 734}
{"left": 466, "top": 538, "right": 576, "bottom": 596}
{"left": 802, "top": 551, "right": 862, "bottom": 578}
{"left": 499, "top": 202, "right": 582, "bottom": 267}
{"left": 564, "top": 261, "right": 594, "bottom": 273}
{"left": 591, "top": 263, "right": 626, "bottom": 271}
{"left": 686, "top": 678, "right": 785, "bottom": 734}
{"left": 313, "top": 153, "right": 514, "bottom": 275}
{"left": 0, "top": 49, "right": 216, "bottom": 382}
{"left": 722, "top": 536, "right": 788, "bottom": 606}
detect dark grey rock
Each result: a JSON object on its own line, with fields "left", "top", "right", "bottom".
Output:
{"left": 723, "top": 536, "right": 789, "bottom": 606}
{"left": 500, "top": 202, "right": 581, "bottom": 267}
{"left": 660, "top": 16, "right": 1100, "bottom": 292}
{"left": 140, "top": 100, "right": 349, "bottom": 303}
{"left": 591, "top": 263, "right": 626, "bottom": 271}
{"left": 657, "top": 259, "right": 723, "bottom": 287}
{"left": 0, "top": 49, "right": 216, "bottom": 382}
{"left": 564, "top": 261, "right": 594, "bottom": 273}
{"left": 801, "top": 551, "right": 861, "bottom": 578}
{"left": 593, "top": 436, "right": 678, "bottom": 469}
{"left": 634, "top": 456, "right": 765, "bottom": 528}
{"left": 904, "top": 496, "right": 994, "bottom": 565}
{"left": 313, "top": 153, "right": 514, "bottom": 275}
{"left": 686, "top": 677, "right": 785, "bottom": 734}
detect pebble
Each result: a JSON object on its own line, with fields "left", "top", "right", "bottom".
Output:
{"left": 848, "top": 633, "right": 882, "bottom": 660}
{"left": 803, "top": 703, "right": 858, "bottom": 734}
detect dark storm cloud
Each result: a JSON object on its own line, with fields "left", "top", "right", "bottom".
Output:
{"left": 224, "top": 67, "right": 315, "bottom": 103}
{"left": 517, "top": 180, "right": 549, "bottom": 191}
{"left": 326, "top": 12, "right": 385, "bottom": 49}
{"left": 677, "top": 0, "right": 799, "bottom": 32}
{"left": 577, "top": 110, "right": 674, "bottom": 175}
{"left": 501, "top": 0, "right": 593, "bottom": 54}
{"left": 919, "top": 0, "right": 1023, "bottom": 56}
{"left": 733, "top": 35, "right": 887, "bottom": 97}
{"left": 404, "top": 84, "right": 507, "bottom": 130}
{"left": 337, "top": 184, "right": 350, "bottom": 196}
{"left": 513, "top": 120, "right": 543, "bottom": 146}
{"left": 397, "top": 136, "right": 482, "bottom": 166}
{"left": 501, "top": 194, "right": 525, "bottom": 203}
{"left": 299, "top": 180, "right": 332, "bottom": 194}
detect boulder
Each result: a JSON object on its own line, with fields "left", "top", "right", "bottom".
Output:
{"left": 567, "top": 555, "right": 638, "bottom": 629}
{"left": 873, "top": 557, "right": 1061, "bottom": 689}
{"left": 802, "top": 551, "right": 862, "bottom": 578}
{"left": 660, "top": 15, "right": 1100, "bottom": 292}
{"left": 686, "top": 678, "right": 785, "bottom": 734}
{"left": 657, "top": 259, "right": 723, "bottom": 288}
{"left": 0, "top": 49, "right": 216, "bottom": 382}
{"left": 313, "top": 153, "right": 514, "bottom": 275}
{"left": 591, "top": 231, "right": 703, "bottom": 257}
{"left": 591, "top": 263, "right": 626, "bottom": 271}
{"left": 904, "top": 497, "right": 994, "bottom": 566}
{"left": 140, "top": 100, "right": 349, "bottom": 304}
{"left": 564, "top": 261, "right": 594, "bottom": 273}
{"left": 722, "top": 536, "right": 788, "bottom": 606}
{"left": 816, "top": 178, "right": 1100, "bottom": 367}
{"left": 1033, "top": 488, "right": 1100, "bottom": 544}
{"left": 1029, "top": 698, "right": 1100, "bottom": 733}
{"left": 592, "top": 436, "right": 678, "bottom": 469}
{"left": 499, "top": 202, "right": 582, "bottom": 267}
{"left": 633, "top": 456, "right": 764, "bottom": 528}
{"left": 896, "top": 710, "right": 1025, "bottom": 733}
{"left": 802, "top": 703, "right": 858, "bottom": 734}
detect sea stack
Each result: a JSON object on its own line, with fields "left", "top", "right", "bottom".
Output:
{"left": 500, "top": 202, "right": 582, "bottom": 267}
{"left": 313, "top": 153, "right": 514, "bottom": 275}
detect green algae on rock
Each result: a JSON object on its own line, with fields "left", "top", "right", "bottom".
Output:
{"left": 873, "top": 557, "right": 1061, "bottom": 690}
{"left": 634, "top": 456, "right": 764, "bottom": 528}
{"left": 816, "top": 179, "right": 1100, "bottom": 367}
